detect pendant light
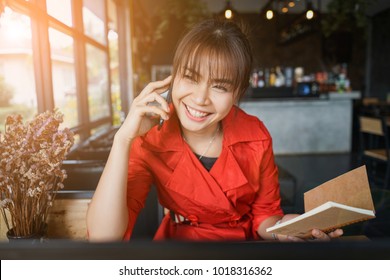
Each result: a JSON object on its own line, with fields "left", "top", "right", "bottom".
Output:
{"left": 305, "top": 0, "right": 315, "bottom": 20}
{"left": 263, "top": 0, "right": 275, "bottom": 20}
{"left": 223, "top": 0, "right": 235, "bottom": 20}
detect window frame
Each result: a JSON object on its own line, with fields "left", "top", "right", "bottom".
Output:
{"left": 3, "top": 0, "right": 131, "bottom": 143}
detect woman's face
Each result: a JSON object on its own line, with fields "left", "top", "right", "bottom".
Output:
{"left": 171, "top": 62, "right": 237, "bottom": 135}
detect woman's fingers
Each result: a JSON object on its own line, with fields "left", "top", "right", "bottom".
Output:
{"left": 135, "top": 76, "right": 171, "bottom": 113}
{"left": 145, "top": 92, "right": 170, "bottom": 112}
{"left": 118, "top": 76, "right": 172, "bottom": 140}
{"left": 310, "top": 229, "right": 331, "bottom": 241}
{"left": 286, "top": 235, "right": 305, "bottom": 242}
{"left": 327, "top": 229, "right": 343, "bottom": 238}
{"left": 282, "top": 228, "right": 344, "bottom": 242}
{"left": 139, "top": 75, "right": 172, "bottom": 97}
{"left": 135, "top": 92, "right": 170, "bottom": 119}
{"left": 308, "top": 228, "right": 343, "bottom": 241}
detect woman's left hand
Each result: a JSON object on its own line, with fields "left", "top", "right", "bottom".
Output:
{"left": 276, "top": 214, "right": 344, "bottom": 242}
{"left": 286, "top": 228, "right": 344, "bottom": 242}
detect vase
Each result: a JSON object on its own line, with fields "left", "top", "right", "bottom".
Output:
{"left": 6, "top": 223, "right": 48, "bottom": 243}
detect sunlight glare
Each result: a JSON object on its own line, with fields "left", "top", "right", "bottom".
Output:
{"left": 108, "top": 29, "right": 118, "bottom": 41}
{"left": 2, "top": 10, "right": 31, "bottom": 42}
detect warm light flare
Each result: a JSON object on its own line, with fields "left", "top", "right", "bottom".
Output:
{"left": 108, "top": 29, "right": 118, "bottom": 41}
{"left": 3, "top": 15, "right": 31, "bottom": 41}
{"left": 288, "top": 1, "right": 296, "bottom": 8}
{"left": 266, "top": 10, "right": 274, "bottom": 20}
{"left": 4, "top": 6, "right": 12, "bottom": 15}
{"left": 225, "top": 9, "right": 232, "bottom": 19}
{"left": 306, "top": 10, "right": 314, "bottom": 20}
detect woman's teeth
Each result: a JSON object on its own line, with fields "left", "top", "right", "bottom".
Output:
{"left": 186, "top": 105, "right": 209, "bottom": 118}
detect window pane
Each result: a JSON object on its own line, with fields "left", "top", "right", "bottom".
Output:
{"left": 0, "top": 8, "right": 37, "bottom": 132}
{"left": 49, "top": 28, "right": 78, "bottom": 128}
{"left": 108, "top": 0, "right": 121, "bottom": 126}
{"left": 46, "top": 0, "right": 73, "bottom": 26}
{"left": 86, "top": 44, "right": 110, "bottom": 122}
{"left": 83, "top": 0, "right": 105, "bottom": 45}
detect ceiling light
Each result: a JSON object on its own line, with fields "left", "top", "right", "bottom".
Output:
{"left": 266, "top": 10, "right": 274, "bottom": 20}
{"left": 223, "top": 1, "right": 235, "bottom": 20}
{"left": 306, "top": 1, "right": 315, "bottom": 20}
{"left": 288, "top": 1, "right": 296, "bottom": 8}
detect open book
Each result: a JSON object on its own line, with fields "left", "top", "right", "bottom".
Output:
{"left": 266, "top": 201, "right": 375, "bottom": 238}
{"left": 266, "top": 165, "right": 376, "bottom": 238}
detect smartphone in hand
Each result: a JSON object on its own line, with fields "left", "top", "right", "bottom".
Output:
{"left": 158, "top": 89, "right": 171, "bottom": 130}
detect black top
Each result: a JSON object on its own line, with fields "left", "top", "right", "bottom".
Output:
{"left": 195, "top": 154, "right": 218, "bottom": 171}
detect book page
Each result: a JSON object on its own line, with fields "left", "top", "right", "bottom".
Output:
{"left": 267, "top": 202, "right": 375, "bottom": 238}
{"left": 304, "top": 166, "right": 374, "bottom": 212}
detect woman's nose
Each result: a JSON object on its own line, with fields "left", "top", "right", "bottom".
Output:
{"left": 192, "top": 85, "right": 210, "bottom": 105}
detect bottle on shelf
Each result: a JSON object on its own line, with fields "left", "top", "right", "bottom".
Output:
{"left": 285, "top": 67, "right": 293, "bottom": 87}
{"left": 257, "top": 69, "right": 265, "bottom": 88}
{"left": 250, "top": 70, "right": 259, "bottom": 88}
{"left": 264, "top": 68, "right": 270, "bottom": 87}
{"left": 294, "top": 67, "right": 304, "bottom": 87}
{"left": 275, "top": 66, "right": 285, "bottom": 87}
{"left": 269, "top": 67, "right": 276, "bottom": 87}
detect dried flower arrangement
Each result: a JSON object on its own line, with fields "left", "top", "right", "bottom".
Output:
{"left": 0, "top": 109, "right": 74, "bottom": 237}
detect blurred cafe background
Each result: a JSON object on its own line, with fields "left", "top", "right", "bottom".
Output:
{"left": 0, "top": 0, "right": 390, "bottom": 242}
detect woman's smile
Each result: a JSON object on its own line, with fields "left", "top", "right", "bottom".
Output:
{"left": 184, "top": 103, "right": 211, "bottom": 122}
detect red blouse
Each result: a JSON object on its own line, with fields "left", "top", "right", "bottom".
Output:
{"left": 124, "top": 106, "right": 283, "bottom": 241}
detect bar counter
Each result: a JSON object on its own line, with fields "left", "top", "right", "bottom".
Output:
{"left": 240, "top": 92, "right": 361, "bottom": 155}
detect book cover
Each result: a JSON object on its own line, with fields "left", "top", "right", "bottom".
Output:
{"left": 266, "top": 165, "right": 376, "bottom": 238}
{"left": 304, "top": 165, "right": 374, "bottom": 212}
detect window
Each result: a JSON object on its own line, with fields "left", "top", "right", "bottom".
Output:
{"left": 0, "top": 7, "right": 37, "bottom": 132}
{"left": 108, "top": 0, "right": 121, "bottom": 125}
{"left": 0, "top": 0, "right": 131, "bottom": 141}
{"left": 86, "top": 44, "right": 110, "bottom": 122}
{"left": 49, "top": 28, "right": 78, "bottom": 128}
{"left": 46, "top": 0, "right": 73, "bottom": 26}
{"left": 83, "top": 0, "right": 106, "bottom": 45}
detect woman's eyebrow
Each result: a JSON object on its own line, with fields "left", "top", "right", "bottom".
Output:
{"left": 211, "top": 78, "right": 233, "bottom": 85}
{"left": 183, "top": 67, "right": 201, "bottom": 78}
{"left": 183, "top": 67, "right": 198, "bottom": 74}
{"left": 183, "top": 67, "right": 233, "bottom": 85}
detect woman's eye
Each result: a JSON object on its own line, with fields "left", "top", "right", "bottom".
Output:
{"left": 183, "top": 74, "right": 196, "bottom": 82}
{"left": 213, "top": 84, "right": 228, "bottom": 92}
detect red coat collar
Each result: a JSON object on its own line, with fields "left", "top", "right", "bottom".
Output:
{"left": 142, "top": 105, "right": 269, "bottom": 152}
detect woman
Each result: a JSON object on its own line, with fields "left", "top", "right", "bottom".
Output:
{"left": 86, "top": 18, "right": 343, "bottom": 242}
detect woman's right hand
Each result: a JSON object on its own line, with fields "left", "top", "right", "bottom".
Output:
{"left": 116, "top": 76, "right": 172, "bottom": 144}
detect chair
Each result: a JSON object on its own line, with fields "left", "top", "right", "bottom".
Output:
{"left": 362, "top": 97, "right": 380, "bottom": 106}
{"left": 359, "top": 115, "right": 390, "bottom": 189}
{"left": 277, "top": 165, "right": 297, "bottom": 213}
{"left": 131, "top": 185, "right": 164, "bottom": 240}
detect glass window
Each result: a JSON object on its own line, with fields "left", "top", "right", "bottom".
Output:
{"left": 108, "top": 0, "right": 121, "bottom": 126}
{"left": 48, "top": 28, "right": 78, "bottom": 128}
{"left": 0, "top": 7, "right": 37, "bottom": 132}
{"left": 86, "top": 44, "right": 110, "bottom": 122}
{"left": 83, "top": 0, "right": 105, "bottom": 45}
{"left": 46, "top": 0, "right": 73, "bottom": 26}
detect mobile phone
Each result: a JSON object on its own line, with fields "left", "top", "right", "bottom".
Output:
{"left": 158, "top": 88, "right": 171, "bottom": 130}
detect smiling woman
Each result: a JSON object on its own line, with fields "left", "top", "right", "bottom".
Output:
{"left": 86, "top": 18, "right": 344, "bottom": 243}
